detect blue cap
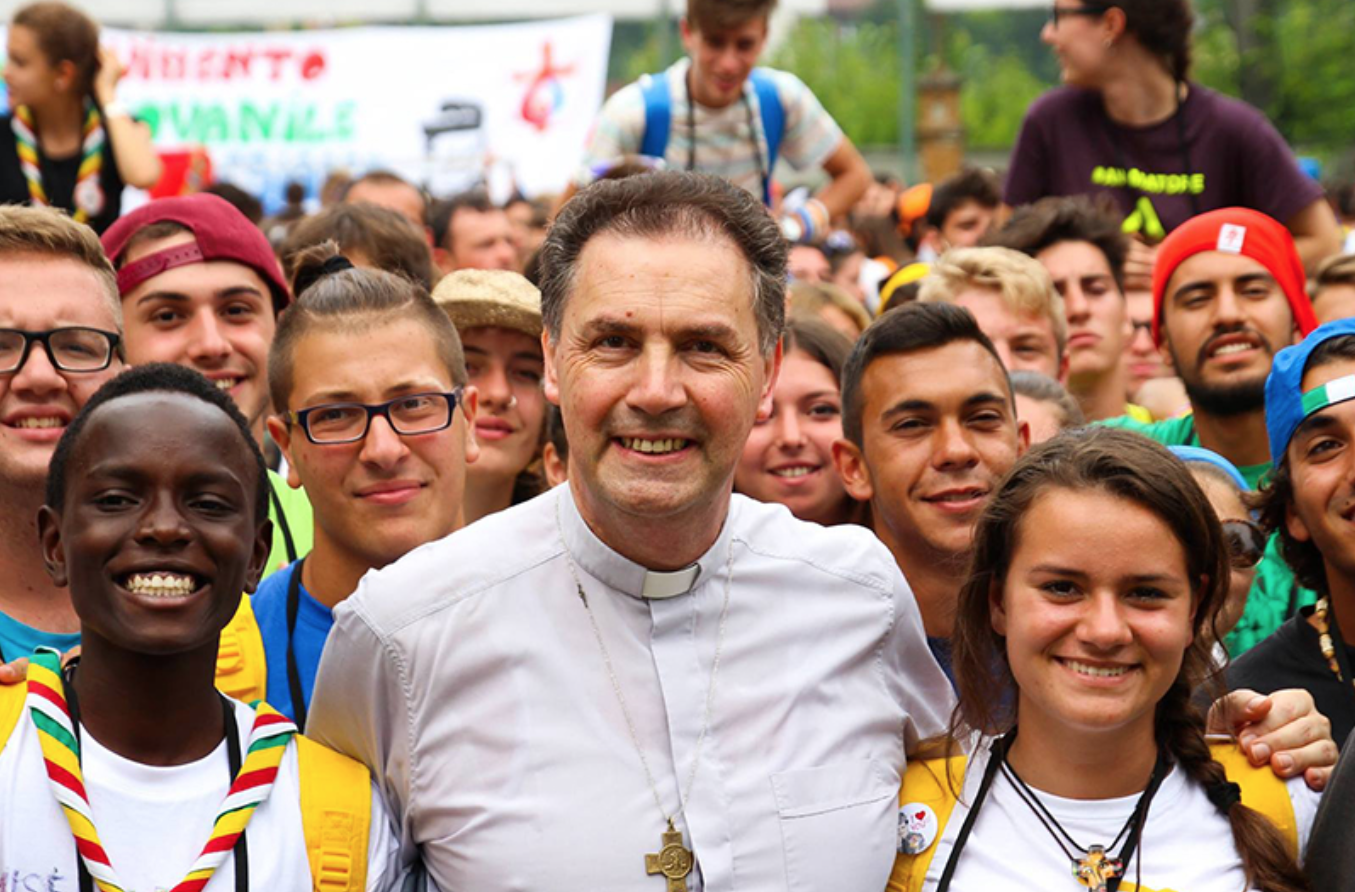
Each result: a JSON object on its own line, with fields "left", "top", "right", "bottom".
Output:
{"left": 1168, "top": 445, "right": 1250, "bottom": 492}
{"left": 1265, "top": 317, "right": 1355, "bottom": 464}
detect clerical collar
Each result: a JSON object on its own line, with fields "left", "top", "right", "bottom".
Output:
{"left": 556, "top": 486, "right": 733, "bottom": 601}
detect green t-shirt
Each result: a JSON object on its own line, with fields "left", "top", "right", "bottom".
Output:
{"left": 265, "top": 469, "right": 313, "bottom": 578}
{"left": 1098, "top": 413, "right": 1315, "bottom": 655}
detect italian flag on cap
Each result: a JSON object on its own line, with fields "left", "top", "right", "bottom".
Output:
{"left": 1301, "top": 374, "right": 1355, "bottom": 420}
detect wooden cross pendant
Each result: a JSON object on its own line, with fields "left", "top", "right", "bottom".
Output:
{"left": 645, "top": 820, "right": 695, "bottom": 892}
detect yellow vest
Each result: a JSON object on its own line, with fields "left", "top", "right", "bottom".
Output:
{"left": 888, "top": 742, "right": 1298, "bottom": 892}
{"left": 214, "top": 594, "right": 269, "bottom": 704}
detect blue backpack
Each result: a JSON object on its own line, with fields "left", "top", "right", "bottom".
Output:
{"left": 638, "top": 67, "right": 784, "bottom": 205}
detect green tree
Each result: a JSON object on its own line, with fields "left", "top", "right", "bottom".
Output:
{"left": 769, "top": 19, "right": 902, "bottom": 147}
{"left": 942, "top": 20, "right": 1050, "bottom": 150}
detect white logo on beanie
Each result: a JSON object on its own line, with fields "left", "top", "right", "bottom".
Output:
{"left": 1217, "top": 224, "right": 1247, "bottom": 254}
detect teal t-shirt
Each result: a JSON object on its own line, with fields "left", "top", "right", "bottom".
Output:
{"left": 0, "top": 610, "right": 80, "bottom": 665}
{"left": 1099, "top": 413, "right": 1315, "bottom": 655}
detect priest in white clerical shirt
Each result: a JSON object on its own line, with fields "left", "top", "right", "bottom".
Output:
{"left": 306, "top": 171, "right": 955, "bottom": 890}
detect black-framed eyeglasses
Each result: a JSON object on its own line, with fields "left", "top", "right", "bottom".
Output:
{"left": 1222, "top": 519, "right": 1266, "bottom": 570}
{"left": 1049, "top": 3, "right": 1110, "bottom": 25}
{"left": 288, "top": 388, "right": 465, "bottom": 445}
{"left": 0, "top": 327, "right": 121, "bottom": 374}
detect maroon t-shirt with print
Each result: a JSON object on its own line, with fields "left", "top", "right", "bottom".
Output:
{"left": 1003, "top": 84, "right": 1323, "bottom": 239}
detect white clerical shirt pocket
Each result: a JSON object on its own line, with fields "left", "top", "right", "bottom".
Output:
{"left": 770, "top": 758, "right": 898, "bottom": 892}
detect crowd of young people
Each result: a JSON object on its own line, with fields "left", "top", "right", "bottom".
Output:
{"left": 4, "top": 0, "right": 1355, "bottom": 889}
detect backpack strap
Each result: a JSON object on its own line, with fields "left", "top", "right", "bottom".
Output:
{"left": 215, "top": 595, "right": 268, "bottom": 705}
{"left": 748, "top": 68, "right": 784, "bottom": 173}
{"left": 888, "top": 753, "right": 970, "bottom": 892}
{"left": 638, "top": 72, "right": 671, "bottom": 160}
{"left": 0, "top": 679, "right": 25, "bottom": 757}
{"left": 296, "top": 733, "right": 372, "bottom": 892}
{"left": 1209, "top": 741, "right": 1299, "bottom": 856}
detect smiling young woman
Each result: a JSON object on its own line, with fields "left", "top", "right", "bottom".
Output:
{"left": 734, "top": 317, "right": 866, "bottom": 528}
{"left": 888, "top": 428, "right": 1314, "bottom": 892}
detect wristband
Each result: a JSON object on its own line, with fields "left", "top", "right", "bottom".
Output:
{"left": 779, "top": 198, "right": 830, "bottom": 245}
{"left": 101, "top": 99, "right": 129, "bottom": 119}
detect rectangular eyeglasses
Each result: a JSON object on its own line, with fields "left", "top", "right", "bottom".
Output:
{"left": 288, "top": 388, "right": 465, "bottom": 444}
{"left": 0, "top": 327, "right": 120, "bottom": 374}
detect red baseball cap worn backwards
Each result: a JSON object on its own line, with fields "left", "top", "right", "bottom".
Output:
{"left": 1149, "top": 207, "right": 1315, "bottom": 346}
{"left": 101, "top": 193, "right": 291, "bottom": 314}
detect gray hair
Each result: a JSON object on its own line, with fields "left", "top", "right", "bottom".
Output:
{"left": 1009, "top": 369, "right": 1084, "bottom": 430}
{"left": 539, "top": 172, "right": 787, "bottom": 355}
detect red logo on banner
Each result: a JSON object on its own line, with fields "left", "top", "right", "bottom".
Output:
{"left": 516, "top": 43, "right": 575, "bottom": 132}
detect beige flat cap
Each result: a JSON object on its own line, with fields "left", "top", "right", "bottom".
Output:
{"left": 431, "top": 269, "right": 542, "bottom": 339}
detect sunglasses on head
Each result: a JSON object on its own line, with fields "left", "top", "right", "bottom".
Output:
{"left": 1222, "top": 519, "right": 1266, "bottom": 570}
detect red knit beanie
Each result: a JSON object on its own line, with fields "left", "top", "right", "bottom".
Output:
{"left": 1151, "top": 207, "right": 1314, "bottom": 346}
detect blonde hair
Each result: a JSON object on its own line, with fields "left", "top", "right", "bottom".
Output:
{"left": 1314, "top": 252, "right": 1355, "bottom": 297}
{"left": 0, "top": 205, "right": 120, "bottom": 326}
{"left": 788, "top": 282, "right": 870, "bottom": 337}
{"left": 918, "top": 246, "right": 1066, "bottom": 359}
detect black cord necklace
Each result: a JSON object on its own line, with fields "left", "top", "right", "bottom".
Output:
{"left": 64, "top": 663, "right": 249, "bottom": 892}
{"left": 684, "top": 67, "right": 768, "bottom": 203}
{"left": 267, "top": 483, "right": 298, "bottom": 566}
{"left": 285, "top": 556, "right": 309, "bottom": 731}
{"left": 935, "top": 733, "right": 1169, "bottom": 892}
{"left": 1105, "top": 79, "right": 1201, "bottom": 232}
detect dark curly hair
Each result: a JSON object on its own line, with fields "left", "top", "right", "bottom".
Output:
{"left": 1254, "top": 333, "right": 1355, "bottom": 596}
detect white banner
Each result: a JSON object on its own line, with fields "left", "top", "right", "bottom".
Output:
{"left": 923, "top": 0, "right": 1046, "bottom": 9}
{"left": 14, "top": 17, "right": 613, "bottom": 207}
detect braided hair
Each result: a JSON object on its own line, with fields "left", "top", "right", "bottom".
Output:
{"left": 950, "top": 428, "right": 1307, "bottom": 892}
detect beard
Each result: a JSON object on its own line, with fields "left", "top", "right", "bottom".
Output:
{"left": 1170, "top": 328, "right": 1272, "bottom": 418}
{"left": 1180, "top": 374, "right": 1267, "bottom": 417}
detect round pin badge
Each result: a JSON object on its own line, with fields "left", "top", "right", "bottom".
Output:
{"left": 898, "top": 802, "right": 938, "bottom": 854}
{"left": 74, "top": 176, "right": 104, "bottom": 217}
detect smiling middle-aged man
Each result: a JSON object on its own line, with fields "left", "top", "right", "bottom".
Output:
{"left": 306, "top": 171, "right": 953, "bottom": 890}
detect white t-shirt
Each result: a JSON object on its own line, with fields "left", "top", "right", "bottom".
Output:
{"left": 308, "top": 488, "right": 954, "bottom": 892}
{"left": 0, "top": 697, "right": 399, "bottom": 891}
{"left": 577, "top": 57, "right": 844, "bottom": 199}
{"left": 917, "top": 740, "right": 1320, "bottom": 892}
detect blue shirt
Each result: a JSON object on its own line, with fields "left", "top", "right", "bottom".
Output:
{"left": 251, "top": 560, "right": 334, "bottom": 723}
{"left": 927, "top": 635, "right": 955, "bottom": 691}
{"left": 0, "top": 610, "right": 80, "bottom": 664}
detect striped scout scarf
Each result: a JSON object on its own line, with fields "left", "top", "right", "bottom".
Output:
{"left": 25, "top": 648, "right": 297, "bottom": 892}
{"left": 12, "top": 101, "right": 105, "bottom": 224}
